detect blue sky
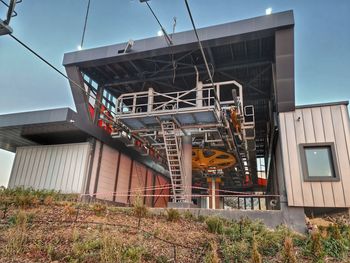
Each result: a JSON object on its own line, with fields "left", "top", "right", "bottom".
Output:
{"left": 0, "top": 0, "right": 349, "bottom": 186}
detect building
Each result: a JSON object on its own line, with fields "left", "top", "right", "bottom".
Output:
{"left": 1, "top": 10, "right": 349, "bottom": 227}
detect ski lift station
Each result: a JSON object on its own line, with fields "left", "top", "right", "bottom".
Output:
{"left": 1, "top": 10, "right": 349, "bottom": 228}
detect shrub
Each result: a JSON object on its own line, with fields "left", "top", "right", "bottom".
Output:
{"left": 205, "top": 216, "right": 223, "bottom": 234}
{"left": 166, "top": 208, "right": 180, "bottom": 222}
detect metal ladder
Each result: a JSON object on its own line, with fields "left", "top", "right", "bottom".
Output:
{"left": 161, "top": 121, "right": 185, "bottom": 202}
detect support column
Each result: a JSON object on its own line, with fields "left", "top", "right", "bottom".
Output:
{"left": 182, "top": 135, "right": 192, "bottom": 203}
{"left": 208, "top": 178, "right": 221, "bottom": 209}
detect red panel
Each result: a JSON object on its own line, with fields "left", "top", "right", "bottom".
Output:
{"left": 129, "top": 161, "right": 147, "bottom": 204}
{"left": 153, "top": 174, "right": 170, "bottom": 207}
{"left": 144, "top": 169, "right": 154, "bottom": 207}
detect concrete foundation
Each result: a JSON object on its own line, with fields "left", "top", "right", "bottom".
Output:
{"left": 167, "top": 202, "right": 198, "bottom": 209}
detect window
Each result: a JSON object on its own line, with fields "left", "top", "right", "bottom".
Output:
{"left": 299, "top": 143, "right": 340, "bottom": 181}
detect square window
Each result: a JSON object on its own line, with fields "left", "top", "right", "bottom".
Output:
{"left": 299, "top": 143, "right": 339, "bottom": 181}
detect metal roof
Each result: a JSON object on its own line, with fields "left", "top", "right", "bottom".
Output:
{"left": 0, "top": 108, "right": 87, "bottom": 152}
{"left": 63, "top": 10, "right": 295, "bottom": 159}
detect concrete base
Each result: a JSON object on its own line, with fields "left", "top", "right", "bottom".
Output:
{"left": 151, "top": 206, "right": 306, "bottom": 233}
{"left": 167, "top": 202, "right": 198, "bottom": 209}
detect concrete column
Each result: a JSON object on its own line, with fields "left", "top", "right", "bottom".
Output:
{"left": 211, "top": 180, "right": 216, "bottom": 209}
{"left": 181, "top": 135, "right": 192, "bottom": 203}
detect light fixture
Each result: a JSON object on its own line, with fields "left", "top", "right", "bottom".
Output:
{"left": 265, "top": 8, "right": 272, "bottom": 15}
{"left": 157, "top": 30, "right": 164, "bottom": 36}
{"left": 77, "top": 45, "right": 82, "bottom": 50}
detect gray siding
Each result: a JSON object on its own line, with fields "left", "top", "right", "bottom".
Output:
{"left": 8, "top": 143, "right": 90, "bottom": 193}
{"left": 279, "top": 104, "right": 350, "bottom": 207}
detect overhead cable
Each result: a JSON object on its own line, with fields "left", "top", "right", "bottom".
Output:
{"left": 142, "top": 1, "right": 173, "bottom": 45}
{"left": 80, "top": 0, "right": 91, "bottom": 49}
{"left": 183, "top": 0, "right": 214, "bottom": 87}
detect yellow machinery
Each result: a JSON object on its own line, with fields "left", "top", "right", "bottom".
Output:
{"left": 192, "top": 148, "right": 236, "bottom": 175}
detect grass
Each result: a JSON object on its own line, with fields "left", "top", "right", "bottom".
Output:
{"left": 1, "top": 188, "right": 350, "bottom": 262}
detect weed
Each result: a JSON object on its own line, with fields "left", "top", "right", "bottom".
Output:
{"left": 4, "top": 211, "right": 28, "bottom": 256}
{"left": 64, "top": 203, "right": 77, "bottom": 216}
{"left": 156, "top": 255, "right": 170, "bottom": 263}
{"left": 221, "top": 238, "right": 250, "bottom": 262}
{"left": 132, "top": 195, "right": 148, "bottom": 228}
{"left": 251, "top": 236, "right": 262, "bottom": 263}
{"left": 122, "top": 245, "right": 144, "bottom": 262}
{"left": 100, "top": 232, "right": 122, "bottom": 263}
{"left": 92, "top": 203, "right": 107, "bottom": 216}
{"left": 204, "top": 241, "right": 220, "bottom": 263}
{"left": 166, "top": 208, "right": 180, "bottom": 222}
{"left": 205, "top": 216, "right": 223, "bottom": 234}
{"left": 183, "top": 209, "right": 194, "bottom": 220}
{"left": 197, "top": 214, "right": 207, "bottom": 222}
{"left": 311, "top": 232, "right": 325, "bottom": 262}
{"left": 282, "top": 236, "right": 297, "bottom": 263}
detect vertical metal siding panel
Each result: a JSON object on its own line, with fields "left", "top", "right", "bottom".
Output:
{"left": 44, "top": 146, "right": 58, "bottom": 189}
{"left": 40, "top": 147, "right": 53, "bottom": 189}
{"left": 61, "top": 146, "right": 73, "bottom": 192}
{"left": 34, "top": 147, "right": 48, "bottom": 189}
{"left": 115, "top": 154, "right": 132, "bottom": 204}
{"left": 96, "top": 145, "right": 119, "bottom": 201}
{"left": 8, "top": 148, "right": 23, "bottom": 188}
{"left": 321, "top": 106, "right": 345, "bottom": 207}
{"left": 312, "top": 107, "right": 335, "bottom": 207}
{"left": 23, "top": 147, "right": 36, "bottom": 187}
{"left": 67, "top": 146, "right": 79, "bottom": 193}
{"left": 97, "top": 145, "right": 119, "bottom": 201}
{"left": 285, "top": 112, "right": 304, "bottom": 205}
{"left": 26, "top": 147, "right": 40, "bottom": 188}
{"left": 331, "top": 106, "right": 350, "bottom": 206}
{"left": 294, "top": 109, "right": 314, "bottom": 206}
{"left": 55, "top": 146, "right": 69, "bottom": 191}
{"left": 50, "top": 146, "right": 63, "bottom": 190}
{"left": 77, "top": 144, "right": 90, "bottom": 194}
{"left": 16, "top": 147, "right": 30, "bottom": 187}
{"left": 88, "top": 140, "right": 101, "bottom": 195}
{"left": 29, "top": 147, "right": 42, "bottom": 188}
{"left": 279, "top": 113, "right": 294, "bottom": 205}
{"left": 302, "top": 108, "right": 324, "bottom": 206}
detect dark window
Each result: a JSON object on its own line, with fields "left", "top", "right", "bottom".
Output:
{"left": 299, "top": 143, "right": 340, "bottom": 182}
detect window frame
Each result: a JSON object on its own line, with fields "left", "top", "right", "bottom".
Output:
{"left": 299, "top": 142, "right": 340, "bottom": 182}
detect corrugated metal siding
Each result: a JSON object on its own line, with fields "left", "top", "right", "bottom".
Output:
{"left": 8, "top": 143, "right": 90, "bottom": 193}
{"left": 279, "top": 105, "right": 350, "bottom": 207}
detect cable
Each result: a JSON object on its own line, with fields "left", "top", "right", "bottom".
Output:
{"left": 8, "top": 34, "right": 165, "bottom": 160}
{"left": 80, "top": 0, "right": 91, "bottom": 49}
{"left": 183, "top": 0, "right": 214, "bottom": 88}
{"left": 143, "top": 1, "right": 173, "bottom": 46}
